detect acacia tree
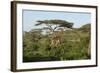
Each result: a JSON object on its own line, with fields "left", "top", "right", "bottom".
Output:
{"left": 36, "top": 19, "right": 73, "bottom": 31}
{"left": 35, "top": 19, "right": 73, "bottom": 47}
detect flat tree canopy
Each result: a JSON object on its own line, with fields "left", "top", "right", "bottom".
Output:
{"left": 35, "top": 19, "right": 73, "bottom": 31}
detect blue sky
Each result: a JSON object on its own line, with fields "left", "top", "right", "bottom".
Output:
{"left": 23, "top": 10, "right": 91, "bottom": 31}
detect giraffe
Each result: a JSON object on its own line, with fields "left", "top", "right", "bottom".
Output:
{"left": 50, "top": 28, "right": 64, "bottom": 48}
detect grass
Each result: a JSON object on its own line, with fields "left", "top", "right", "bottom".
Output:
{"left": 23, "top": 24, "right": 91, "bottom": 62}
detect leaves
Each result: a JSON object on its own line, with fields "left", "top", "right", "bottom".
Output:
{"left": 23, "top": 20, "right": 90, "bottom": 62}
{"left": 35, "top": 19, "right": 73, "bottom": 28}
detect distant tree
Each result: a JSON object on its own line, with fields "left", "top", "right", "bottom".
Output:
{"left": 35, "top": 19, "right": 73, "bottom": 32}
{"left": 79, "top": 23, "right": 91, "bottom": 32}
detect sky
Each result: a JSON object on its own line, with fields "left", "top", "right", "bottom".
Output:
{"left": 23, "top": 10, "right": 91, "bottom": 32}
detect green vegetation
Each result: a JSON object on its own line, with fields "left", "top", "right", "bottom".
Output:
{"left": 23, "top": 19, "right": 91, "bottom": 62}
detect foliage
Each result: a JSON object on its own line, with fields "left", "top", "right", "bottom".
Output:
{"left": 23, "top": 20, "right": 91, "bottom": 62}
